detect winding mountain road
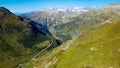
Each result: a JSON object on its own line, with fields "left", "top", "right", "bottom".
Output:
{"left": 18, "top": 37, "right": 53, "bottom": 68}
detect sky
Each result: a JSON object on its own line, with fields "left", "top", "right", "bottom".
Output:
{"left": 0, "top": 0, "right": 120, "bottom": 13}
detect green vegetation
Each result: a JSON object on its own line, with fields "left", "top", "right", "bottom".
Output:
{"left": 0, "top": 40, "right": 50, "bottom": 68}
{"left": 1, "top": 4, "right": 120, "bottom": 68}
{"left": 24, "top": 42, "right": 67, "bottom": 68}
{"left": 0, "top": 7, "right": 52, "bottom": 68}
{"left": 49, "top": 19, "right": 120, "bottom": 68}
{"left": 25, "top": 19, "right": 120, "bottom": 68}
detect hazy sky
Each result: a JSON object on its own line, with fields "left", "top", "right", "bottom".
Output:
{"left": 0, "top": 0, "right": 120, "bottom": 13}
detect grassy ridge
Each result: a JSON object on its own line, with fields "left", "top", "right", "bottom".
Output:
{"left": 48, "top": 19, "right": 120, "bottom": 68}
{"left": 0, "top": 7, "right": 52, "bottom": 68}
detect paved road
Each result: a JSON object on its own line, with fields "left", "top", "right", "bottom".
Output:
{"left": 18, "top": 37, "right": 53, "bottom": 68}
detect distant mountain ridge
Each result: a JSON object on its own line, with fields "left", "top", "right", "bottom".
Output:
{"left": 43, "top": 6, "right": 90, "bottom": 13}
{"left": 22, "top": 4, "right": 120, "bottom": 41}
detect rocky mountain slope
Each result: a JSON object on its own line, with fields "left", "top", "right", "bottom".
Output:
{"left": 22, "top": 4, "right": 120, "bottom": 41}
{"left": 21, "top": 7, "right": 90, "bottom": 41}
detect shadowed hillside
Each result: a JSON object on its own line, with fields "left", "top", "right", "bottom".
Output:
{"left": 0, "top": 7, "right": 53, "bottom": 68}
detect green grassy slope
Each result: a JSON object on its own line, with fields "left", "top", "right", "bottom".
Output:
{"left": 24, "top": 19, "right": 120, "bottom": 68}
{"left": 49, "top": 19, "right": 120, "bottom": 68}
{"left": 0, "top": 7, "right": 51, "bottom": 68}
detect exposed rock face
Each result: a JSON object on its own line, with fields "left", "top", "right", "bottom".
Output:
{"left": 22, "top": 4, "right": 120, "bottom": 41}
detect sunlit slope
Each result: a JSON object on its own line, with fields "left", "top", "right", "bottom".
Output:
{"left": 49, "top": 19, "right": 120, "bottom": 68}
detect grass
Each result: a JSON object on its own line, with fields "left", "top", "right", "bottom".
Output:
{"left": 0, "top": 54, "right": 33, "bottom": 68}
{"left": 0, "top": 40, "right": 50, "bottom": 68}
{"left": 49, "top": 19, "right": 120, "bottom": 68}
{"left": 24, "top": 41, "right": 67, "bottom": 68}
{"left": 26, "top": 19, "right": 120, "bottom": 68}
{"left": 0, "top": 7, "right": 51, "bottom": 68}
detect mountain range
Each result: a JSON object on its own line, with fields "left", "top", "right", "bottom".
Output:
{"left": 22, "top": 4, "right": 120, "bottom": 41}
{"left": 0, "top": 3, "right": 120, "bottom": 68}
